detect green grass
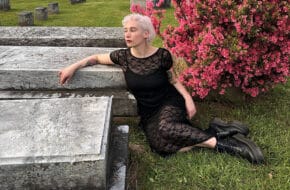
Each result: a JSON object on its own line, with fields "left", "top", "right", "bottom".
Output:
{"left": 115, "top": 81, "right": 290, "bottom": 190}
{"left": 0, "top": 0, "right": 130, "bottom": 26}
{"left": 1, "top": 1, "right": 289, "bottom": 189}
{"left": 0, "top": 0, "right": 176, "bottom": 47}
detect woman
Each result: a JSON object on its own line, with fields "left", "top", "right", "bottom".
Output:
{"left": 59, "top": 13, "right": 264, "bottom": 164}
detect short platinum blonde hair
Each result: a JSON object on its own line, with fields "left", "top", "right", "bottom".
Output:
{"left": 122, "top": 13, "right": 156, "bottom": 43}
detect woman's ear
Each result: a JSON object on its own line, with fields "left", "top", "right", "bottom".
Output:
{"left": 143, "top": 30, "right": 149, "bottom": 40}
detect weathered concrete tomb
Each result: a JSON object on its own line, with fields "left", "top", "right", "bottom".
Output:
{"left": 0, "top": 26, "right": 133, "bottom": 189}
{"left": 0, "top": 97, "right": 112, "bottom": 189}
{"left": 0, "top": 46, "right": 124, "bottom": 90}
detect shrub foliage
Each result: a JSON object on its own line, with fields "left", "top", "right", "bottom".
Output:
{"left": 132, "top": 0, "right": 290, "bottom": 98}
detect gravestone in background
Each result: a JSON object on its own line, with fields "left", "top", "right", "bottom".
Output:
{"left": 0, "top": 0, "right": 10, "bottom": 10}
{"left": 48, "top": 2, "right": 59, "bottom": 14}
{"left": 70, "top": 0, "right": 86, "bottom": 4}
{"left": 35, "top": 7, "right": 48, "bottom": 20}
{"left": 18, "top": 11, "right": 34, "bottom": 26}
{"left": 130, "top": 0, "right": 146, "bottom": 8}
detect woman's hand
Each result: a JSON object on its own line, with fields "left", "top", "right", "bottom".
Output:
{"left": 185, "top": 96, "right": 197, "bottom": 119}
{"left": 58, "top": 65, "right": 77, "bottom": 85}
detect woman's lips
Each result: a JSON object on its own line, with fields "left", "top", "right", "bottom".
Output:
{"left": 126, "top": 40, "right": 132, "bottom": 43}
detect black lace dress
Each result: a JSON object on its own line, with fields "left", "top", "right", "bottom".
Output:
{"left": 110, "top": 48, "right": 212, "bottom": 156}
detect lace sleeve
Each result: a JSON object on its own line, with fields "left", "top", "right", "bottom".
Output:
{"left": 161, "top": 48, "right": 173, "bottom": 70}
{"left": 109, "top": 49, "right": 127, "bottom": 66}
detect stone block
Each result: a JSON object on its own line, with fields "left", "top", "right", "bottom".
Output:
{"left": 0, "top": 0, "right": 10, "bottom": 10}
{"left": 0, "top": 90, "right": 138, "bottom": 116}
{"left": 0, "top": 46, "right": 126, "bottom": 90}
{"left": 130, "top": 0, "right": 146, "bottom": 8}
{"left": 108, "top": 125, "right": 129, "bottom": 190}
{"left": 35, "top": 7, "right": 48, "bottom": 20}
{"left": 48, "top": 2, "right": 59, "bottom": 14}
{"left": 18, "top": 11, "right": 34, "bottom": 26}
{"left": 0, "top": 97, "right": 113, "bottom": 189}
{"left": 0, "top": 27, "right": 126, "bottom": 47}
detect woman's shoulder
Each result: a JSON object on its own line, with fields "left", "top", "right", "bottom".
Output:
{"left": 112, "top": 48, "right": 130, "bottom": 55}
{"left": 157, "top": 47, "right": 172, "bottom": 57}
{"left": 158, "top": 47, "right": 170, "bottom": 53}
{"left": 110, "top": 48, "right": 131, "bottom": 66}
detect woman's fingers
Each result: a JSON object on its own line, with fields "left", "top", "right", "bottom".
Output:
{"left": 58, "top": 70, "right": 71, "bottom": 85}
{"left": 187, "top": 109, "right": 196, "bottom": 119}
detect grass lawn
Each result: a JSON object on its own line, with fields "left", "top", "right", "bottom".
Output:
{"left": 0, "top": 0, "right": 130, "bottom": 26}
{"left": 117, "top": 80, "right": 290, "bottom": 190}
{"left": 1, "top": 1, "right": 289, "bottom": 189}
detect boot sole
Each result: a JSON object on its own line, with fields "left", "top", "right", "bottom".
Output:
{"left": 232, "top": 134, "right": 264, "bottom": 164}
{"left": 210, "top": 118, "right": 250, "bottom": 136}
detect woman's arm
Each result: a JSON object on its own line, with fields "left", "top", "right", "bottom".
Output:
{"left": 167, "top": 58, "right": 197, "bottom": 119}
{"left": 59, "top": 53, "right": 113, "bottom": 85}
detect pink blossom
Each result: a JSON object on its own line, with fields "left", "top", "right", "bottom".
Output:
{"left": 220, "top": 48, "right": 230, "bottom": 58}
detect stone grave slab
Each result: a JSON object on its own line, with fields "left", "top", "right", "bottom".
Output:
{"left": 0, "top": 27, "right": 126, "bottom": 47}
{"left": 0, "top": 46, "right": 126, "bottom": 90}
{"left": 0, "top": 90, "right": 137, "bottom": 116}
{"left": 0, "top": 96, "right": 113, "bottom": 189}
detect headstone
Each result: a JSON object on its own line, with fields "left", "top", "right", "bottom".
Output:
{"left": 35, "top": 7, "right": 48, "bottom": 20}
{"left": 0, "top": 0, "right": 10, "bottom": 10}
{"left": 130, "top": 0, "right": 146, "bottom": 8}
{"left": 0, "top": 97, "right": 113, "bottom": 189}
{"left": 70, "top": 0, "right": 86, "bottom": 4}
{"left": 48, "top": 2, "right": 59, "bottom": 14}
{"left": 18, "top": 11, "right": 34, "bottom": 26}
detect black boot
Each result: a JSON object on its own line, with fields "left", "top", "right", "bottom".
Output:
{"left": 215, "top": 134, "right": 264, "bottom": 164}
{"left": 209, "top": 117, "right": 250, "bottom": 139}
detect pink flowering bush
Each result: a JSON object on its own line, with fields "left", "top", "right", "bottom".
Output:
{"left": 131, "top": 0, "right": 166, "bottom": 36}
{"left": 131, "top": 0, "right": 290, "bottom": 98}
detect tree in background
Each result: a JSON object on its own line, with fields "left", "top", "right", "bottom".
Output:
{"left": 131, "top": 0, "right": 289, "bottom": 98}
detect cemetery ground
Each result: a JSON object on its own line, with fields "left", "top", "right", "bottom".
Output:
{"left": 1, "top": 0, "right": 289, "bottom": 189}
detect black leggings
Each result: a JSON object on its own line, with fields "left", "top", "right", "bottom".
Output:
{"left": 141, "top": 104, "right": 213, "bottom": 156}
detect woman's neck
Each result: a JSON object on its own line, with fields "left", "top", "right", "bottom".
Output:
{"left": 130, "top": 44, "right": 157, "bottom": 58}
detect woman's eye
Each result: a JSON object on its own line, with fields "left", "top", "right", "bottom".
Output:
{"left": 130, "top": 28, "right": 137, "bottom": 32}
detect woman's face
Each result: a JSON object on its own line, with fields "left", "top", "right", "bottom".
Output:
{"left": 124, "top": 20, "right": 149, "bottom": 47}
